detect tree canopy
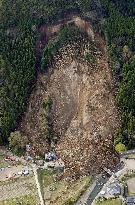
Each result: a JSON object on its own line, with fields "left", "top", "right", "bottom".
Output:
{"left": 0, "top": 0, "right": 135, "bottom": 150}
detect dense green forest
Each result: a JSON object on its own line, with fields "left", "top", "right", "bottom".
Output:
{"left": 100, "top": 0, "right": 135, "bottom": 149}
{"left": 0, "top": 0, "right": 101, "bottom": 144}
{"left": 0, "top": 0, "right": 135, "bottom": 150}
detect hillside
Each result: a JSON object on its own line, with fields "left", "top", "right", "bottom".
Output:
{"left": 18, "top": 18, "right": 119, "bottom": 178}
{"left": 0, "top": 0, "right": 103, "bottom": 144}
{"left": 0, "top": 0, "right": 135, "bottom": 178}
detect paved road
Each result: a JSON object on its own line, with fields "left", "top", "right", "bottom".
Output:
{"left": 86, "top": 150, "right": 135, "bottom": 205}
{"left": 120, "top": 149, "right": 135, "bottom": 157}
{"left": 86, "top": 175, "right": 109, "bottom": 205}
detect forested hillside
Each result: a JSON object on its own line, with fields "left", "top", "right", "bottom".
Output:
{"left": 100, "top": 0, "right": 135, "bottom": 149}
{"left": 0, "top": 0, "right": 102, "bottom": 143}
{"left": 0, "top": 0, "right": 135, "bottom": 151}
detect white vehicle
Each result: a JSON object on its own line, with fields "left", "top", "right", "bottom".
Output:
{"left": 100, "top": 190, "right": 105, "bottom": 195}
{"left": 18, "top": 171, "right": 23, "bottom": 175}
{"left": 23, "top": 169, "right": 29, "bottom": 175}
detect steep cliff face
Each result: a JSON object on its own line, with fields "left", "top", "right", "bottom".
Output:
{"left": 19, "top": 17, "right": 119, "bottom": 177}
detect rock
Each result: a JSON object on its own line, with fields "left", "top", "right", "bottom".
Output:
{"left": 44, "top": 190, "right": 51, "bottom": 200}
{"left": 36, "top": 160, "right": 44, "bottom": 166}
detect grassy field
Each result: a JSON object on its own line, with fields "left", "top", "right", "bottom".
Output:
{"left": 0, "top": 195, "right": 38, "bottom": 205}
{"left": 37, "top": 169, "right": 91, "bottom": 205}
{"left": 95, "top": 198, "right": 122, "bottom": 205}
{"left": 120, "top": 172, "right": 135, "bottom": 182}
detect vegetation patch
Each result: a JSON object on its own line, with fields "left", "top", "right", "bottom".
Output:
{"left": 125, "top": 154, "right": 135, "bottom": 159}
{"left": 120, "top": 172, "right": 135, "bottom": 183}
{"left": 41, "top": 24, "right": 85, "bottom": 72}
{"left": 95, "top": 198, "right": 122, "bottom": 205}
{"left": 100, "top": 0, "right": 135, "bottom": 149}
{"left": 0, "top": 152, "right": 6, "bottom": 168}
{"left": 84, "top": 53, "right": 96, "bottom": 63}
{"left": 115, "top": 142, "right": 126, "bottom": 153}
{"left": 37, "top": 169, "right": 91, "bottom": 205}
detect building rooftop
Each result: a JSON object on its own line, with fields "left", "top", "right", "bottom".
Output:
{"left": 107, "top": 183, "right": 121, "bottom": 196}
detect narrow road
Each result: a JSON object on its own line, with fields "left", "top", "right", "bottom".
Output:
{"left": 120, "top": 149, "right": 135, "bottom": 158}
{"left": 32, "top": 165, "right": 44, "bottom": 205}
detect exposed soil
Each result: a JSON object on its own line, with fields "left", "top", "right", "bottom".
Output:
{"left": 19, "top": 16, "right": 119, "bottom": 178}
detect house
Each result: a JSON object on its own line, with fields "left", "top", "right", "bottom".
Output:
{"left": 126, "top": 196, "right": 135, "bottom": 205}
{"left": 107, "top": 183, "right": 121, "bottom": 197}
{"left": 100, "top": 182, "right": 122, "bottom": 199}
{"left": 45, "top": 152, "right": 57, "bottom": 161}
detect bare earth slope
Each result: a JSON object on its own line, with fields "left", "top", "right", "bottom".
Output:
{"left": 19, "top": 17, "right": 119, "bottom": 178}
{"left": 53, "top": 41, "right": 119, "bottom": 178}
